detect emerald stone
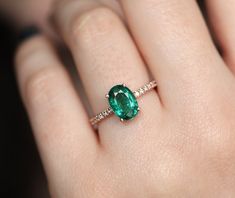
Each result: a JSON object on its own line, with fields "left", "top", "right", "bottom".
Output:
{"left": 108, "top": 85, "right": 139, "bottom": 120}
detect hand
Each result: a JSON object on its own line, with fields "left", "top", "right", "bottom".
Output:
{"left": 15, "top": 0, "right": 235, "bottom": 197}
{"left": 0, "top": 0, "right": 122, "bottom": 36}
{"left": 0, "top": 0, "right": 52, "bottom": 30}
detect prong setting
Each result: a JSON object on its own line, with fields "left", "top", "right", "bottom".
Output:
{"left": 90, "top": 81, "right": 157, "bottom": 126}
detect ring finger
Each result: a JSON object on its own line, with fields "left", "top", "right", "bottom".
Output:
{"left": 52, "top": 0, "right": 161, "bottom": 150}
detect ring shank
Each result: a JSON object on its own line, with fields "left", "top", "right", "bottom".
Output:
{"left": 90, "top": 80, "right": 157, "bottom": 126}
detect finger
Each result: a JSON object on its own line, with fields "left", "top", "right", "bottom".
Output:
{"left": 15, "top": 35, "right": 98, "bottom": 193}
{"left": 119, "top": 0, "right": 230, "bottom": 109}
{"left": 52, "top": 0, "right": 161, "bottom": 149}
{"left": 206, "top": 0, "right": 235, "bottom": 74}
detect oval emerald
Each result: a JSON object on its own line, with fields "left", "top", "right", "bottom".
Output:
{"left": 108, "top": 85, "right": 139, "bottom": 120}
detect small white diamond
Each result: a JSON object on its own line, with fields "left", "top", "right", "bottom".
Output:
{"left": 144, "top": 86, "right": 148, "bottom": 91}
{"left": 103, "top": 111, "right": 108, "bottom": 116}
{"left": 134, "top": 91, "right": 140, "bottom": 97}
{"left": 98, "top": 113, "right": 104, "bottom": 119}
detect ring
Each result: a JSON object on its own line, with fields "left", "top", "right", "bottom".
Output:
{"left": 90, "top": 80, "right": 157, "bottom": 126}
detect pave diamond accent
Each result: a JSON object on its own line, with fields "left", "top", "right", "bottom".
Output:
{"left": 90, "top": 107, "right": 113, "bottom": 126}
{"left": 90, "top": 80, "right": 157, "bottom": 126}
{"left": 133, "top": 81, "right": 157, "bottom": 98}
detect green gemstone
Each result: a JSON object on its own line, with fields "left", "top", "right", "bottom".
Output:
{"left": 108, "top": 85, "right": 139, "bottom": 120}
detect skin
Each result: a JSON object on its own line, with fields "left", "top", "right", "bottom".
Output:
{"left": 11, "top": 0, "right": 235, "bottom": 197}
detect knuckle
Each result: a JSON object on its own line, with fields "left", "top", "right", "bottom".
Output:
{"left": 15, "top": 37, "right": 64, "bottom": 108}
{"left": 70, "top": 6, "right": 119, "bottom": 45}
{"left": 24, "top": 66, "right": 63, "bottom": 108}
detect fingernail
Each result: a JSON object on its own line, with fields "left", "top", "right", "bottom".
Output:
{"left": 18, "top": 26, "right": 40, "bottom": 44}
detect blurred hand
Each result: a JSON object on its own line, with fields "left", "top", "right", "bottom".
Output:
{"left": 0, "top": 0, "right": 122, "bottom": 37}
{"left": 0, "top": 0, "right": 52, "bottom": 30}
{"left": 15, "top": 0, "right": 235, "bottom": 197}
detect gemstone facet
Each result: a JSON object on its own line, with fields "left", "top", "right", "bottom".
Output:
{"left": 108, "top": 85, "right": 139, "bottom": 120}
